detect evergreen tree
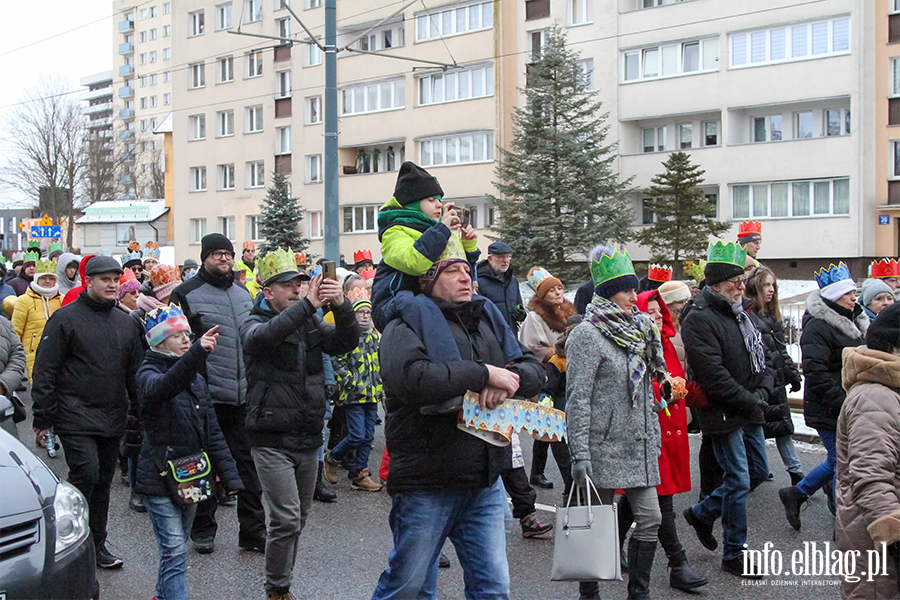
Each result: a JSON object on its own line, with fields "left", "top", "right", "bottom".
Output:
{"left": 257, "top": 172, "right": 309, "bottom": 255}
{"left": 636, "top": 152, "right": 730, "bottom": 278}
{"left": 489, "top": 27, "right": 634, "bottom": 281}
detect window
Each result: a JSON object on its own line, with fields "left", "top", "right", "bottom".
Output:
{"left": 246, "top": 160, "right": 265, "bottom": 187}
{"left": 140, "top": 53, "right": 147, "bottom": 65}
{"left": 354, "top": 26, "right": 405, "bottom": 52}
{"left": 140, "top": 31, "right": 147, "bottom": 43}
{"left": 641, "top": 198, "right": 659, "bottom": 225}
{"left": 530, "top": 30, "right": 549, "bottom": 61}
{"left": 217, "top": 164, "right": 235, "bottom": 190}
{"left": 642, "top": 126, "right": 666, "bottom": 152}
{"left": 140, "top": 8, "right": 147, "bottom": 20}
{"left": 342, "top": 79, "right": 405, "bottom": 115}
{"left": 418, "top": 65, "right": 493, "bottom": 105}
{"left": 149, "top": 50, "right": 157, "bottom": 63}
{"left": 893, "top": 0, "right": 900, "bottom": 13}
{"left": 140, "top": 119, "right": 148, "bottom": 130}
{"left": 217, "top": 110, "right": 235, "bottom": 136}
{"left": 190, "top": 166, "right": 207, "bottom": 192}
{"left": 752, "top": 115, "right": 782, "bottom": 142}
{"left": 163, "top": 70, "right": 171, "bottom": 82}
{"left": 218, "top": 56, "right": 234, "bottom": 83}
{"left": 150, "top": 28, "right": 157, "bottom": 40}
{"left": 149, "top": 95, "right": 157, "bottom": 107}
{"left": 277, "top": 70, "right": 291, "bottom": 98}
{"left": 416, "top": 2, "right": 493, "bottom": 42}
{"left": 570, "top": 0, "right": 589, "bottom": 25}
{"left": 189, "top": 218, "right": 206, "bottom": 244}
{"left": 163, "top": 24, "right": 171, "bottom": 37}
{"left": 217, "top": 217, "right": 236, "bottom": 241}
{"left": 892, "top": 141, "right": 900, "bottom": 178}
{"left": 217, "top": 3, "right": 233, "bottom": 30}
{"left": 150, "top": 6, "right": 157, "bottom": 17}
{"left": 732, "top": 178, "right": 850, "bottom": 218}
{"left": 730, "top": 17, "right": 850, "bottom": 68}
{"left": 306, "top": 0, "right": 322, "bottom": 8}
{"left": 308, "top": 43, "right": 322, "bottom": 66}
{"left": 245, "top": 0, "right": 262, "bottom": 22}
{"left": 703, "top": 121, "right": 719, "bottom": 146}
{"left": 306, "top": 96, "right": 322, "bottom": 124}
{"left": 163, "top": 2, "right": 171, "bottom": 15}
{"left": 163, "top": 48, "right": 171, "bottom": 60}
{"left": 150, "top": 74, "right": 157, "bottom": 85}
{"left": 577, "top": 59, "right": 594, "bottom": 91}
{"left": 342, "top": 205, "right": 378, "bottom": 233}
{"left": 245, "top": 105, "right": 263, "bottom": 132}
{"left": 140, "top": 76, "right": 147, "bottom": 87}
{"left": 825, "top": 108, "right": 851, "bottom": 136}
{"left": 140, "top": 97, "right": 148, "bottom": 109}
{"left": 642, "top": 0, "right": 688, "bottom": 6}
{"left": 163, "top": 92, "right": 171, "bottom": 105}
{"left": 151, "top": 118, "right": 157, "bottom": 129}
{"left": 624, "top": 37, "right": 717, "bottom": 81}
{"left": 190, "top": 63, "right": 206, "bottom": 88}
{"left": 190, "top": 10, "right": 205, "bottom": 36}
{"left": 276, "top": 126, "right": 291, "bottom": 155}
{"left": 308, "top": 211, "right": 324, "bottom": 239}
{"left": 418, "top": 131, "right": 494, "bottom": 167}
{"left": 276, "top": 17, "right": 290, "bottom": 38}
{"left": 307, "top": 154, "right": 322, "bottom": 183}
{"left": 678, "top": 123, "right": 692, "bottom": 149}
{"left": 188, "top": 115, "right": 206, "bottom": 140}
{"left": 246, "top": 50, "right": 263, "bottom": 78}
{"left": 795, "top": 111, "right": 813, "bottom": 139}
{"left": 247, "top": 215, "right": 261, "bottom": 241}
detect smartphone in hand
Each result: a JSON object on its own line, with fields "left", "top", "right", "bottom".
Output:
{"left": 322, "top": 260, "right": 337, "bottom": 281}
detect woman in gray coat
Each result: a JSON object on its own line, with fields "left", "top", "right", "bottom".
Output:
{"left": 0, "top": 316, "right": 27, "bottom": 440}
{"left": 567, "top": 245, "right": 667, "bottom": 600}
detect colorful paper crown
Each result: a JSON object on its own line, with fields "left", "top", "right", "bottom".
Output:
{"left": 150, "top": 264, "right": 180, "bottom": 289}
{"left": 589, "top": 244, "right": 635, "bottom": 287}
{"left": 143, "top": 242, "right": 161, "bottom": 260}
{"left": 0, "top": 256, "right": 6, "bottom": 266}
{"left": 258, "top": 248, "right": 298, "bottom": 286}
{"left": 35, "top": 259, "right": 56, "bottom": 277}
{"left": 12, "top": 252, "right": 23, "bottom": 262}
{"left": 871, "top": 258, "right": 900, "bottom": 279}
{"left": 526, "top": 267, "right": 554, "bottom": 293}
{"left": 100, "top": 249, "right": 112, "bottom": 257}
{"left": 354, "top": 249, "right": 373, "bottom": 264}
{"left": 144, "top": 304, "right": 191, "bottom": 347}
{"left": 348, "top": 287, "right": 371, "bottom": 310}
{"left": 243, "top": 241, "right": 256, "bottom": 251}
{"left": 691, "top": 260, "right": 707, "bottom": 284}
{"left": 308, "top": 264, "right": 322, "bottom": 278}
{"left": 359, "top": 268, "right": 376, "bottom": 281}
{"left": 294, "top": 252, "right": 307, "bottom": 266}
{"left": 27, "top": 240, "right": 40, "bottom": 251}
{"left": 120, "top": 268, "right": 137, "bottom": 286}
{"left": 706, "top": 241, "right": 747, "bottom": 267}
{"left": 738, "top": 220, "right": 762, "bottom": 238}
{"left": 23, "top": 251, "right": 40, "bottom": 265}
{"left": 128, "top": 241, "right": 141, "bottom": 252}
{"left": 648, "top": 264, "right": 673, "bottom": 283}
{"left": 815, "top": 262, "right": 853, "bottom": 290}
{"left": 48, "top": 241, "right": 63, "bottom": 254}
{"left": 122, "top": 250, "right": 142, "bottom": 265}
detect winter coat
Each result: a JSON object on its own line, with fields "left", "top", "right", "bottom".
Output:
{"left": 240, "top": 295, "right": 359, "bottom": 451}
{"left": 0, "top": 317, "right": 26, "bottom": 396}
{"left": 133, "top": 344, "right": 243, "bottom": 498}
{"left": 9, "top": 272, "right": 32, "bottom": 297}
{"left": 574, "top": 279, "right": 594, "bottom": 316}
{"left": 836, "top": 346, "right": 900, "bottom": 600}
{"left": 61, "top": 255, "right": 95, "bottom": 307}
{"left": 381, "top": 297, "right": 544, "bottom": 493}
{"left": 801, "top": 290, "right": 868, "bottom": 431}
{"left": 331, "top": 328, "right": 382, "bottom": 406}
{"left": 565, "top": 318, "right": 662, "bottom": 490}
{"left": 0, "top": 282, "right": 16, "bottom": 319}
{"left": 475, "top": 260, "right": 523, "bottom": 333}
{"left": 680, "top": 286, "right": 773, "bottom": 435}
{"left": 55, "top": 252, "right": 81, "bottom": 297}
{"left": 671, "top": 330, "right": 686, "bottom": 371}
{"left": 750, "top": 309, "right": 802, "bottom": 439}
{"left": 169, "top": 268, "right": 253, "bottom": 406}
{"left": 31, "top": 290, "right": 145, "bottom": 437}
{"left": 519, "top": 312, "right": 559, "bottom": 363}
{"left": 12, "top": 287, "right": 62, "bottom": 382}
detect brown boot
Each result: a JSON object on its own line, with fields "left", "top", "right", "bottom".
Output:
{"left": 323, "top": 452, "right": 340, "bottom": 485}
{"left": 351, "top": 468, "right": 383, "bottom": 492}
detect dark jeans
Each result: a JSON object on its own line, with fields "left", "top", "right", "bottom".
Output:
{"left": 500, "top": 466, "right": 536, "bottom": 520}
{"left": 59, "top": 434, "right": 120, "bottom": 546}
{"left": 191, "top": 404, "right": 266, "bottom": 544}
{"left": 698, "top": 434, "right": 723, "bottom": 498}
{"left": 531, "top": 439, "right": 572, "bottom": 493}
{"left": 330, "top": 403, "right": 378, "bottom": 477}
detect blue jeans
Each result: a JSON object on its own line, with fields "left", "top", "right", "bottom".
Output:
{"left": 372, "top": 479, "right": 509, "bottom": 600}
{"left": 691, "top": 425, "right": 768, "bottom": 561}
{"left": 796, "top": 429, "right": 836, "bottom": 497}
{"left": 143, "top": 495, "right": 197, "bottom": 600}
{"left": 331, "top": 403, "right": 378, "bottom": 475}
{"left": 775, "top": 434, "right": 803, "bottom": 474}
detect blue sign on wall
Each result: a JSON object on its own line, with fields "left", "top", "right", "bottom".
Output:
{"left": 30, "top": 225, "right": 61, "bottom": 238}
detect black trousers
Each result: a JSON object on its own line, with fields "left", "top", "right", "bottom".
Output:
{"left": 699, "top": 434, "right": 724, "bottom": 498}
{"left": 531, "top": 439, "right": 573, "bottom": 494}
{"left": 618, "top": 493, "right": 681, "bottom": 556}
{"left": 59, "top": 434, "right": 120, "bottom": 547}
{"left": 501, "top": 466, "right": 537, "bottom": 520}
{"left": 192, "top": 404, "right": 267, "bottom": 544}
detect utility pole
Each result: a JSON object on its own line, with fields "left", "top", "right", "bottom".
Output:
{"left": 323, "top": 0, "right": 339, "bottom": 261}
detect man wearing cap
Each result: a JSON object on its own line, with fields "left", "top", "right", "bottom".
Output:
{"left": 240, "top": 248, "right": 359, "bottom": 600}
{"left": 169, "top": 233, "right": 267, "bottom": 554}
{"left": 31, "top": 256, "right": 145, "bottom": 570}
{"left": 476, "top": 241, "right": 526, "bottom": 334}
{"left": 737, "top": 221, "right": 762, "bottom": 259}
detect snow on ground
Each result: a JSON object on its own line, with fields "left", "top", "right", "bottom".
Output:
{"left": 777, "top": 280, "right": 819, "bottom": 301}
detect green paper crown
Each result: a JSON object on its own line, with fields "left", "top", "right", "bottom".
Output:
{"left": 590, "top": 244, "right": 635, "bottom": 286}
{"left": 258, "top": 247, "right": 298, "bottom": 286}
{"left": 706, "top": 241, "right": 747, "bottom": 267}
{"left": 437, "top": 233, "right": 467, "bottom": 263}
{"left": 23, "top": 251, "right": 40, "bottom": 264}
{"left": 48, "top": 241, "right": 63, "bottom": 254}
{"left": 27, "top": 240, "right": 40, "bottom": 251}
{"left": 691, "top": 260, "right": 707, "bottom": 284}
{"left": 35, "top": 259, "right": 56, "bottom": 277}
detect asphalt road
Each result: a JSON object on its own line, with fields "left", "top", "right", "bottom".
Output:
{"left": 10, "top": 395, "right": 844, "bottom": 600}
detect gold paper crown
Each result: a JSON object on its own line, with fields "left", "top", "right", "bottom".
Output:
{"left": 258, "top": 248, "right": 298, "bottom": 285}
{"left": 35, "top": 259, "right": 56, "bottom": 277}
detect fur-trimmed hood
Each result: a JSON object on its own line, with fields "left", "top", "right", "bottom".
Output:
{"left": 805, "top": 289, "right": 868, "bottom": 340}
{"left": 526, "top": 295, "right": 576, "bottom": 334}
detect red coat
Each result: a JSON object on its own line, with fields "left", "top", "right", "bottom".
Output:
{"left": 61, "top": 255, "right": 96, "bottom": 307}
{"left": 636, "top": 291, "right": 692, "bottom": 496}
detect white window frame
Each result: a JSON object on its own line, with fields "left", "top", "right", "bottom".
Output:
{"left": 247, "top": 215, "right": 262, "bottom": 241}
{"left": 246, "top": 50, "right": 263, "bottom": 78}
{"left": 415, "top": 1, "right": 493, "bottom": 43}
{"left": 642, "top": 126, "right": 667, "bottom": 153}
{"left": 306, "top": 154, "right": 322, "bottom": 183}
{"left": 245, "top": 0, "right": 263, "bottom": 23}
{"left": 276, "top": 70, "right": 291, "bottom": 98}
{"left": 149, "top": 95, "right": 157, "bottom": 107}
{"left": 276, "top": 126, "right": 291, "bottom": 155}
{"left": 732, "top": 178, "right": 850, "bottom": 219}
{"left": 149, "top": 28, "right": 157, "bottom": 40}
{"left": 190, "top": 63, "right": 206, "bottom": 89}
{"left": 417, "top": 65, "right": 494, "bottom": 106}
{"left": 218, "top": 56, "right": 234, "bottom": 83}
{"left": 418, "top": 131, "right": 494, "bottom": 167}
{"left": 306, "top": 96, "right": 322, "bottom": 124}
{"left": 678, "top": 123, "right": 692, "bottom": 149}
{"left": 893, "top": 0, "right": 900, "bottom": 14}
{"left": 794, "top": 111, "right": 814, "bottom": 139}
{"left": 163, "top": 92, "right": 171, "bottom": 105}
{"left": 752, "top": 115, "right": 783, "bottom": 143}
{"left": 246, "top": 160, "right": 265, "bottom": 188}
{"left": 305, "top": 0, "right": 322, "bottom": 8}
{"left": 150, "top": 74, "right": 157, "bottom": 85}
{"left": 217, "top": 109, "right": 235, "bottom": 137}
{"left": 189, "top": 10, "right": 205, "bottom": 37}
{"left": 307, "top": 42, "right": 322, "bottom": 66}
{"left": 276, "top": 17, "right": 290, "bottom": 39}
{"left": 150, "top": 6, "right": 157, "bottom": 18}
{"left": 891, "top": 140, "right": 900, "bottom": 179}
{"left": 217, "top": 3, "right": 233, "bottom": 30}
{"left": 189, "top": 218, "right": 207, "bottom": 244}
{"left": 342, "top": 205, "right": 379, "bottom": 233}
{"left": 218, "top": 164, "right": 236, "bottom": 190}
{"left": 218, "top": 216, "right": 237, "bottom": 241}
{"left": 623, "top": 37, "right": 718, "bottom": 82}
{"left": 570, "top": 0, "right": 590, "bottom": 26}
{"left": 190, "top": 166, "right": 207, "bottom": 192}
{"left": 824, "top": 108, "right": 851, "bottom": 137}
{"left": 149, "top": 50, "right": 157, "bottom": 63}
{"left": 577, "top": 58, "right": 594, "bottom": 91}
{"left": 163, "top": 24, "right": 171, "bottom": 37}
{"left": 341, "top": 78, "right": 405, "bottom": 115}
{"left": 307, "top": 211, "right": 324, "bottom": 239}
{"left": 140, "top": 53, "right": 147, "bottom": 65}
{"left": 246, "top": 105, "right": 263, "bottom": 133}
{"left": 702, "top": 120, "right": 720, "bottom": 147}
{"left": 163, "top": 47, "right": 171, "bottom": 60}
{"left": 729, "top": 17, "right": 851, "bottom": 69}
{"left": 163, "top": 2, "right": 171, "bottom": 15}
{"left": 140, "top": 31, "right": 147, "bottom": 43}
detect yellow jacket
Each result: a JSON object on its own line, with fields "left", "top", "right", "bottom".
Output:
{"left": 12, "top": 287, "right": 62, "bottom": 382}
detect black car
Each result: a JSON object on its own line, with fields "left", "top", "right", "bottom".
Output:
{"left": 0, "top": 396, "right": 98, "bottom": 599}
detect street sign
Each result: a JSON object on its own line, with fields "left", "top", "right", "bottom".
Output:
{"left": 879, "top": 215, "right": 890, "bottom": 226}
{"left": 38, "top": 214, "right": 53, "bottom": 227}
{"left": 30, "top": 225, "right": 61, "bottom": 238}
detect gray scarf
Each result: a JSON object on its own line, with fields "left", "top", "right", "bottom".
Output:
{"left": 730, "top": 299, "right": 767, "bottom": 374}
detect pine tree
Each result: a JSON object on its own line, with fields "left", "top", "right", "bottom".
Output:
{"left": 635, "top": 152, "right": 730, "bottom": 278}
{"left": 489, "top": 26, "right": 634, "bottom": 282}
{"left": 257, "top": 172, "right": 309, "bottom": 255}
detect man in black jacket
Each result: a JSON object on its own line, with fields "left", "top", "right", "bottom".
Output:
{"left": 475, "top": 241, "right": 525, "bottom": 333}
{"left": 372, "top": 255, "right": 544, "bottom": 599}
{"left": 680, "top": 246, "right": 773, "bottom": 580}
{"left": 31, "top": 256, "right": 145, "bottom": 570}
{"left": 240, "top": 252, "right": 358, "bottom": 600}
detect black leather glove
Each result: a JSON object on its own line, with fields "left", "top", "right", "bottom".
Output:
{"left": 754, "top": 389, "right": 770, "bottom": 410}
{"left": 790, "top": 380, "right": 802, "bottom": 393}
{"left": 660, "top": 381, "right": 673, "bottom": 402}
{"left": 512, "top": 307, "right": 527, "bottom": 323}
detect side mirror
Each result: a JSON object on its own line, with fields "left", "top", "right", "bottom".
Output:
{"left": 0, "top": 395, "right": 13, "bottom": 423}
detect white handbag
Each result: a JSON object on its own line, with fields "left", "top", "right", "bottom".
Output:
{"left": 550, "top": 476, "right": 622, "bottom": 582}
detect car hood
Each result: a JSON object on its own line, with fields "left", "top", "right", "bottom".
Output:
{"left": 0, "top": 430, "right": 58, "bottom": 517}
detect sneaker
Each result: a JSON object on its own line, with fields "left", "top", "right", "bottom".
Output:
{"left": 683, "top": 507, "right": 718, "bottom": 551}
{"left": 722, "top": 556, "right": 763, "bottom": 579}
{"left": 95, "top": 542, "right": 124, "bottom": 569}
{"left": 193, "top": 537, "right": 215, "bottom": 554}
{"left": 520, "top": 512, "right": 553, "bottom": 538}
{"left": 778, "top": 486, "right": 807, "bottom": 531}
{"left": 351, "top": 469, "right": 384, "bottom": 492}
{"left": 323, "top": 453, "right": 340, "bottom": 485}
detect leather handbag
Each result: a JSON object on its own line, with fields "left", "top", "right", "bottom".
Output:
{"left": 550, "top": 476, "right": 622, "bottom": 582}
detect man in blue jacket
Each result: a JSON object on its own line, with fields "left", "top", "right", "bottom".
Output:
{"left": 475, "top": 241, "right": 526, "bottom": 334}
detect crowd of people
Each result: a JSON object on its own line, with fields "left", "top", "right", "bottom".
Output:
{"left": 6, "top": 162, "right": 900, "bottom": 600}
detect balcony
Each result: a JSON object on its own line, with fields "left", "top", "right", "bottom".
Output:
{"left": 118, "top": 86, "right": 134, "bottom": 98}
{"left": 118, "top": 42, "right": 134, "bottom": 55}
{"left": 84, "top": 101, "right": 112, "bottom": 115}
{"left": 119, "top": 130, "right": 133, "bottom": 140}
{"left": 119, "top": 65, "right": 134, "bottom": 77}
{"left": 118, "top": 19, "right": 134, "bottom": 33}
{"left": 119, "top": 108, "right": 133, "bottom": 119}
{"left": 120, "top": 152, "right": 134, "bottom": 162}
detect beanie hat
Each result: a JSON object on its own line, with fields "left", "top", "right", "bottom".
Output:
{"left": 866, "top": 301, "right": 900, "bottom": 353}
{"left": 200, "top": 233, "right": 234, "bottom": 263}
{"left": 143, "top": 304, "right": 191, "bottom": 349}
{"left": 860, "top": 278, "right": 893, "bottom": 310}
{"left": 815, "top": 262, "right": 857, "bottom": 303}
{"left": 526, "top": 267, "right": 562, "bottom": 298}
{"left": 118, "top": 268, "right": 141, "bottom": 300}
{"left": 150, "top": 264, "right": 182, "bottom": 300}
{"left": 658, "top": 281, "right": 691, "bottom": 306}
{"left": 589, "top": 244, "right": 639, "bottom": 300}
{"left": 421, "top": 234, "right": 468, "bottom": 293}
{"left": 704, "top": 241, "right": 747, "bottom": 286}
{"left": 393, "top": 162, "right": 444, "bottom": 207}
{"left": 737, "top": 220, "right": 762, "bottom": 245}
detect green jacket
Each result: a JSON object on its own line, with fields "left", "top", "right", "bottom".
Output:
{"left": 331, "top": 329, "right": 382, "bottom": 405}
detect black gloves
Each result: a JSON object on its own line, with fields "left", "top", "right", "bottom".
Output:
{"left": 513, "top": 307, "right": 527, "bottom": 323}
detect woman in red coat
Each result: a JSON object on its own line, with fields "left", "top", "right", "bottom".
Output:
{"left": 618, "top": 290, "right": 707, "bottom": 592}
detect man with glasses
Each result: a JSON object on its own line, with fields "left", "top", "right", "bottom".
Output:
{"left": 169, "top": 233, "right": 267, "bottom": 554}
{"left": 475, "top": 241, "right": 526, "bottom": 334}
{"left": 680, "top": 241, "right": 774, "bottom": 580}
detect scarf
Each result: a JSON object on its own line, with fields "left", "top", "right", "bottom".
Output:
{"left": 585, "top": 295, "right": 667, "bottom": 406}
{"left": 137, "top": 292, "right": 166, "bottom": 315}
{"left": 376, "top": 206, "right": 438, "bottom": 239}
{"left": 730, "top": 300, "right": 768, "bottom": 374}
{"left": 29, "top": 281, "right": 60, "bottom": 320}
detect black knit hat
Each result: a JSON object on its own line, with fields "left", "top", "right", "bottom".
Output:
{"left": 866, "top": 301, "right": 900, "bottom": 353}
{"left": 393, "top": 162, "right": 444, "bottom": 207}
{"left": 595, "top": 274, "right": 640, "bottom": 300}
{"left": 704, "top": 262, "right": 744, "bottom": 286}
{"left": 201, "top": 233, "right": 234, "bottom": 262}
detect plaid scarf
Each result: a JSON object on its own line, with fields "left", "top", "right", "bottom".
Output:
{"left": 585, "top": 296, "right": 667, "bottom": 407}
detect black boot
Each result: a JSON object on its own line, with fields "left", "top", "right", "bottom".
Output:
{"left": 314, "top": 462, "right": 337, "bottom": 503}
{"left": 578, "top": 580, "right": 601, "bottom": 599}
{"left": 627, "top": 537, "right": 657, "bottom": 600}
{"left": 668, "top": 549, "right": 708, "bottom": 592}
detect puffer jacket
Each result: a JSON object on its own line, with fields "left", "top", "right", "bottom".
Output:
{"left": 331, "top": 328, "right": 382, "bottom": 405}
{"left": 133, "top": 344, "right": 243, "bottom": 498}
{"left": 0, "top": 317, "right": 26, "bottom": 396}
{"left": 169, "top": 268, "right": 253, "bottom": 406}
{"left": 475, "top": 260, "right": 523, "bottom": 332}
{"left": 55, "top": 252, "right": 80, "bottom": 296}
{"left": 801, "top": 290, "right": 868, "bottom": 431}
{"left": 9, "top": 272, "right": 32, "bottom": 297}
{"left": 241, "top": 295, "right": 359, "bottom": 450}
{"left": 836, "top": 346, "right": 900, "bottom": 599}
{"left": 12, "top": 287, "right": 62, "bottom": 381}
{"left": 750, "top": 309, "right": 802, "bottom": 439}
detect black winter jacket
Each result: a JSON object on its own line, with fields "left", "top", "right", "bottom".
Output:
{"left": 681, "top": 287, "right": 774, "bottom": 435}
{"left": 475, "top": 260, "right": 523, "bottom": 333}
{"left": 240, "top": 295, "right": 359, "bottom": 450}
{"left": 32, "top": 290, "right": 145, "bottom": 436}
{"left": 381, "top": 297, "right": 545, "bottom": 493}
{"left": 133, "top": 344, "right": 243, "bottom": 497}
{"left": 574, "top": 279, "right": 594, "bottom": 316}
{"left": 750, "top": 310, "right": 802, "bottom": 439}
{"left": 801, "top": 290, "right": 868, "bottom": 431}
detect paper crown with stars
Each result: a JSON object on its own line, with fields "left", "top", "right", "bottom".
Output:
{"left": 143, "top": 304, "right": 191, "bottom": 348}
{"left": 871, "top": 258, "right": 900, "bottom": 279}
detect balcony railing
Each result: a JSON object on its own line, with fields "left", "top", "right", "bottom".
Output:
{"left": 118, "top": 87, "right": 134, "bottom": 98}
{"left": 118, "top": 42, "right": 134, "bottom": 55}
{"left": 119, "top": 65, "right": 134, "bottom": 77}
{"left": 118, "top": 20, "right": 134, "bottom": 33}
{"left": 119, "top": 130, "right": 133, "bottom": 140}
{"left": 85, "top": 102, "right": 112, "bottom": 115}
{"left": 119, "top": 108, "right": 133, "bottom": 119}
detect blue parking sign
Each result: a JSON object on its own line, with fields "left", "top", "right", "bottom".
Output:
{"left": 880, "top": 215, "right": 891, "bottom": 226}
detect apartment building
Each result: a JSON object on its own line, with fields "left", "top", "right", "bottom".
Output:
{"left": 80, "top": 71, "right": 114, "bottom": 141}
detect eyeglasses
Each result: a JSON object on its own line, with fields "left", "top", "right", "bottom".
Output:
{"left": 725, "top": 276, "right": 749, "bottom": 287}
{"left": 356, "top": 310, "right": 372, "bottom": 318}
{"left": 210, "top": 251, "right": 235, "bottom": 260}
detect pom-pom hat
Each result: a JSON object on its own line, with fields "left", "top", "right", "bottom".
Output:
{"left": 144, "top": 304, "right": 191, "bottom": 348}
{"left": 815, "top": 262, "right": 857, "bottom": 303}
{"left": 589, "top": 244, "right": 639, "bottom": 299}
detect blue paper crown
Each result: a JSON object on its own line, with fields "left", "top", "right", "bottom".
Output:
{"left": 121, "top": 250, "right": 142, "bottom": 263}
{"left": 143, "top": 304, "right": 186, "bottom": 334}
{"left": 814, "top": 262, "right": 852, "bottom": 290}
{"left": 100, "top": 249, "right": 112, "bottom": 257}
{"left": 308, "top": 265, "right": 322, "bottom": 278}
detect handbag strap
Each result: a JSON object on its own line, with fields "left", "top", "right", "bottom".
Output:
{"left": 563, "top": 476, "right": 602, "bottom": 532}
